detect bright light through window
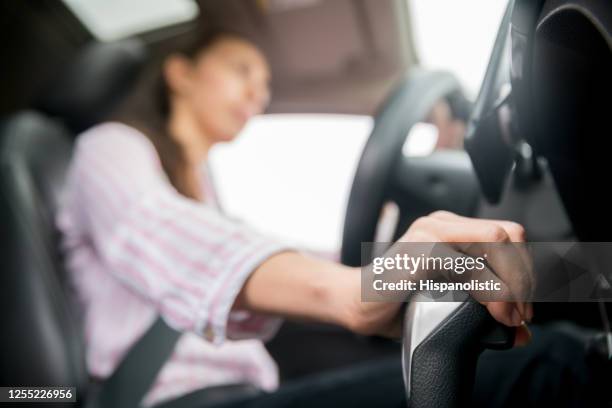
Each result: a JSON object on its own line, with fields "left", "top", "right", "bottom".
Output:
{"left": 409, "top": 0, "right": 508, "bottom": 98}
{"left": 63, "top": 0, "right": 199, "bottom": 41}
{"left": 209, "top": 115, "right": 372, "bottom": 255}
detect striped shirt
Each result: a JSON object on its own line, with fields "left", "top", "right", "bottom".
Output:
{"left": 56, "top": 122, "right": 290, "bottom": 406}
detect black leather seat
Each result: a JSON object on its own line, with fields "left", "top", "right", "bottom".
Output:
{"left": 0, "top": 112, "right": 85, "bottom": 405}
{"left": 0, "top": 39, "right": 147, "bottom": 406}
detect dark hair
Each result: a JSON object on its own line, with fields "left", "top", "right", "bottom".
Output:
{"left": 113, "top": 25, "right": 259, "bottom": 200}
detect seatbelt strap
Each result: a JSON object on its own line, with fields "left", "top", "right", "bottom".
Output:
{"left": 87, "top": 317, "right": 180, "bottom": 408}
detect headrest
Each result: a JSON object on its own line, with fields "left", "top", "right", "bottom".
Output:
{"left": 35, "top": 39, "right": 147, "bottom": 133}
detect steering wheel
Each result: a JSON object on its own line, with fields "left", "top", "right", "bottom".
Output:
{"left": 340, "top": 68, "right": 480, "bottom": 268}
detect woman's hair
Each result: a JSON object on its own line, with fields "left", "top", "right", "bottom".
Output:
{"left": 113, "top": 25, "right": 257, "bottom": 200}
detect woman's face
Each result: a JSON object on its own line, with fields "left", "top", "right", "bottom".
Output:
{"left": 167, "top": 36, "right": 271, "bottom": 143}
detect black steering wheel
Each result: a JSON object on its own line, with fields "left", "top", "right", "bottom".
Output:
{"left": 341, "top": 68, "right": 480, "bottom": 268}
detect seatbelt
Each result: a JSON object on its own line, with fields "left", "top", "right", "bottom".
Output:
{"left": 86, "top": 317, "right": 180, "bottom": 408}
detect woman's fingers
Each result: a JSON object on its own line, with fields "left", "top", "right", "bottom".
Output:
{"left": 415, "top": 217, "right": 533, "bottom": 299}
{"left": 404, "top": 213, "right": 534, "bottom": 326}
{"left": 429, "top": 211, "right": 525, "bottom": 241}
{"left": 484, "top": 301, "right": 522, "bottom": 327}
{"left": 425, "top": 212, "right": 534, "bottom": 322}
{"left": 421, "top": 244, "right": 518, "bottom": 326}
{"left": 514, "top": 323, "right": 532, "bottom": 347}
{"left": 472, "top": 242, "right": 531, "bottom": 319}
{"left": 430, "top": 211, "right": 536, "bottom": 305}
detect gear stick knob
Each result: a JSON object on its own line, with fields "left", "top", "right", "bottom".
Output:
{"left": 402, "top": 296, "right": 514, "bottom": 408}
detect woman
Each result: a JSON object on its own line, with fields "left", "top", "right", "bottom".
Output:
{"left": 57, "top": 26, "right": 578, "bottom": 408}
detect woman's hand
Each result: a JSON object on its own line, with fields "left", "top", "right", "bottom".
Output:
{"left": 343, "top": 211, "right": 534, "bottom": 345}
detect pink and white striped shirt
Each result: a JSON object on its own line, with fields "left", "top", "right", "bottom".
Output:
{"left": 56, "top": 122, "right": 290, "bottom": 406}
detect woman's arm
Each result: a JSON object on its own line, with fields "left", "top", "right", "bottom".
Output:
{"left": 236, "top": 251, "right": 359, "bottom": 330}
{"left": 237, "top": 210, "right": 534, "bottom": 341}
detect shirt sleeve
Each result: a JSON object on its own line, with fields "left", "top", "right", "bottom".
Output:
{"left": 65, "top": 123, "right": 290, "bottom": 345}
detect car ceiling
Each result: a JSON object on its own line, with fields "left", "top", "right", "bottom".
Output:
{"left": 1, "top": 0, "right": 418, "bottom": 117}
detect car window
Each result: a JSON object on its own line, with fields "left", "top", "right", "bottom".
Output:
{"left": 409, "top": 0, "right": 508, "bottom": 98}
{"left": 209, "top": 114, "right": 371, "bottom": 254}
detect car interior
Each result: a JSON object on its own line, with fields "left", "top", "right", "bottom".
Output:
{"left": 0, "top": 0, "right": 610, "bottom": 407}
